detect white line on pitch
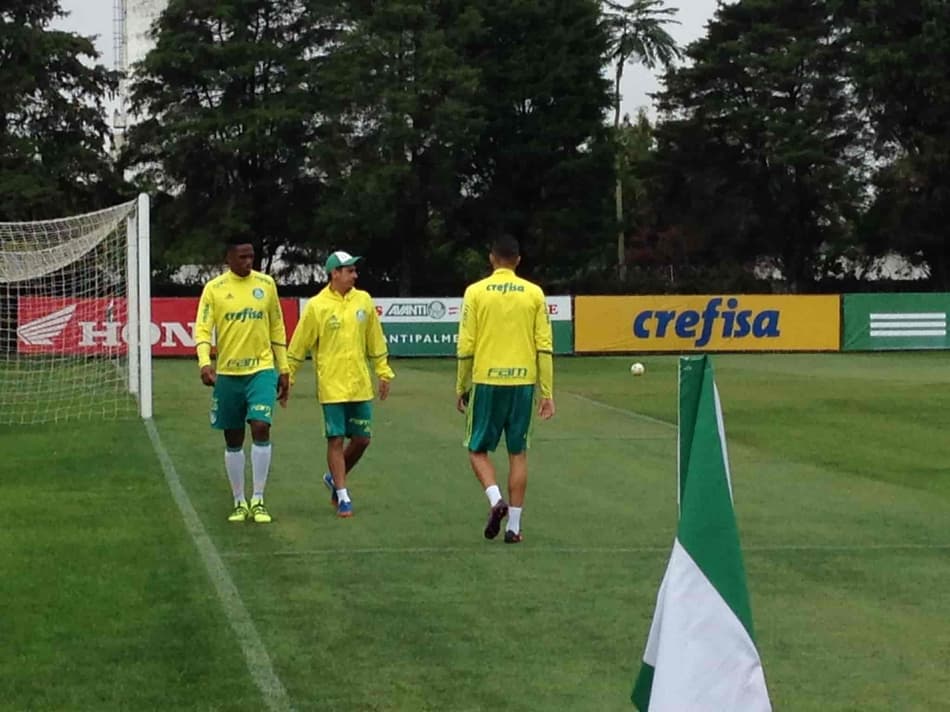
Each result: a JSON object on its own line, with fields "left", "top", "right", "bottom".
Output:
{"left": 144, "top": 419, "right": 293, "bottom": 712}
{"left": 562, "top": 391, "right": 676, "bottom": 430}
{"left": 220, "top": 543, "right": 950, "bottom": 558}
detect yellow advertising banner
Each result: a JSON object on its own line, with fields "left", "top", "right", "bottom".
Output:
{"left": 575, "top": 295, "right": 840, "bottom": 352}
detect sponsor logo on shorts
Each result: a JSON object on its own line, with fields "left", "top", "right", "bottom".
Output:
{"left": 250, "top": 404, "right": 272, "bottom": 418}
{"left": 348, "top": 417, "right": 372, "bottom": 434}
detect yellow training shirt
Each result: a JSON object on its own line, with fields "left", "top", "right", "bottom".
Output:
{"left": 194, "top": 270, "right": 289, "bottom": 375}
{"left": 456, "top": 267, "right": 554, "bottom": 397}
{"left": 287, "top": 285, "right": 394, "bottom": 403}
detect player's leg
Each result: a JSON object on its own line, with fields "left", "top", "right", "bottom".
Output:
{"left": 245, "top": 370, "right": 278, "bottom": 523}
{"left": 212, "top": 375, "right": 250, "bottom": 521}
{"left": 326, "top": 436, "right": 352, "bottom": 517}
{"left": 322, "top": 403, "right": 352, "bottom": 516}
{"left": 343, "top": 400, "right": 373, "bottom": 472}
{"left": 465, "top": 384, "right": 508, "bottom": 539}
{"left": 502, "top": 385, "right": 535, "bottom": 543}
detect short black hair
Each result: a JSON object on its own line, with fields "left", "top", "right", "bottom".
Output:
{"left": 225, "top": 238, "right": 254, "bottom": 254}
{"left": 491, "top": 235, "right": 520, "bottom": 262}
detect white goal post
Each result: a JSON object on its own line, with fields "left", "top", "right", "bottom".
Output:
{"left": 0, "top": 194, "right": 152, "bottom": 424}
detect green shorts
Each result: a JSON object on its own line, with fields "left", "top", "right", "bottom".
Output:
{"left": 464, "top": 383, "right": 535, "bottom": 454}
{"left": 322, "top": 401, "right": 373, "bottom": 439}
{"left": 209, "top": 370, "right": 278, "bottom": 430}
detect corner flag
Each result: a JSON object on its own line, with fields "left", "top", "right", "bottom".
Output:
{"left": 631, "top": 355, "right": 771, "bottom": 711}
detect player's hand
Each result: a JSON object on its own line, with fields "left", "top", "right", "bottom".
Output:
{"left": 538, "top": 397, "right": 555, "bottom": 420}
{"left": 200, "top": 366, "right": 216, "bottom": 387}
{"left": 378, "top": 379, "right": 391, "bottom": 401}
{"left": 456, "top": 391, "right": 470, "bottom": 414}
{"left": 277, "top": 373, "right": 290, "bottom": 407}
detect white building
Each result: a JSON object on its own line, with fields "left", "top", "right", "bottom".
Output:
{"left": 114, "top": 0, "right": 167, "bottom": 142}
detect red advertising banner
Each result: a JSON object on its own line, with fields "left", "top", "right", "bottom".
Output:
{"left": 16, "top": 297, "right": 299, "bottom": 356}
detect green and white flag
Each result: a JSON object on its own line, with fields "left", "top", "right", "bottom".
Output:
{"left": 631, "top": 355, "right": 771, "bottom": 711}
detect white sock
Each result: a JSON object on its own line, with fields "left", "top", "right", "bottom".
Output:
{"left": 225, "top": 448, "right": 245, "bottom": 503}
{"left": 337, "top": 487, "right": 351, "bottom": 503}
{"left": 485, "top": 485, "right": 502, "bottom": 507}
{"left": 251, "top": 441, "right": 271, "bottom": 500}
{"left": 508, "top": 506, "right": 523, "bottom": 534}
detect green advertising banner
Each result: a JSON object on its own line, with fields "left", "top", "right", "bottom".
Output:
{"left": 843, "top": 293, "right": 950, "bottom": 351}
{"left": 298, "top": 296, "right": 573, "bottom": 357}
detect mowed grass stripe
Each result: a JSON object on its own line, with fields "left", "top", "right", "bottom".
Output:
{"left": 218, "top": 541, "right": 950, "bottom": 558}
{"left": 144, "top": 418, "right": 294, "bottom": 712}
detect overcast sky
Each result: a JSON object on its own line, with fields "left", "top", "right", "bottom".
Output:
{"left": 52, "top": 0, "right": 722, "bottom": 119}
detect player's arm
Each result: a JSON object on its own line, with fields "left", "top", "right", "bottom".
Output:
{"left": 194, "top": 285, "right": 216, "bottom": 386}
{"left": 456, "top": 288, "right": 476, "bottom": 410}
{"left": 267, "top": 282, "right": 291, "bottom": 403}
{"left": 268, "top": 281, "right": 290, "bottom": 374}
{"left": 535, "top": 291, "right": 555, "bottom": 418}
{"left": 286, "top": 303, "right": 318, "bottom": 386}
{"left": 365, "top": 299, "right": 393, "bottom": 400}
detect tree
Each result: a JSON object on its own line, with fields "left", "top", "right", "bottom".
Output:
{"left": 0, "top": 0, "right": 120, "bottom": 219}
{"left": 315, "top": 0, "right": 615, "bottom": 294}
{"left": 650, "top": 0, "right": 864, "bottom": 290}
{"left": 840, "top": 0, "right": 950, "bottom": 288}
{"left": 603, "top": 0, "right": 681, "bottom": 278}
{"left": 462, "top": 0, "right": 615, "bottom": 287}
{"left": 315, "top": 0, "right": 485, "bottom": 296}
{"left": 123, "top": 0, "right": 334, "bottom": 272}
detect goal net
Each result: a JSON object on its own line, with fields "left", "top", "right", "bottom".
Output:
{"left": 0, "top": 195, "right": 152, "bottom": 424}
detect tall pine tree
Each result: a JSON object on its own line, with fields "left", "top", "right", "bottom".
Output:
{"left": 652, "top": 0, "right": 863, "bottom": 290}
{"left": 0, "top": 1, "right": 119, "bottom": 219}
{"left": 841, "top": 0, "right": 950, "bottom": 287}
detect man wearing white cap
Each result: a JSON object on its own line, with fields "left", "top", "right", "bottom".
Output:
{"left": 286, "top": 250, "right": 395, "bottom": 517}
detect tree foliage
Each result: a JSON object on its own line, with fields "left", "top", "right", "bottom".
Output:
{"left": 0, "top": 0, "right": 119, "bottom": 219}
{"left": 649, "top": 0, "right": 864, "bottom": 290}
{"left": 314, "top": 0, "right": 486, "bottom": 295}
{"left": 841, "top": 0, "right": 950, "bottom": 287}
{"left": 124, "top": 0, "right": 332, "bottom": 270}
{"left": 126, "top": 0, "right": 614, "bottom": 294}
{"left": 462, "top": 0, "right": 615, "bottom": 286}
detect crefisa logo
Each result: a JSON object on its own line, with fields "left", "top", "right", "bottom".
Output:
{"left": 632, "top": 297, "right": 781, "bottom": 347}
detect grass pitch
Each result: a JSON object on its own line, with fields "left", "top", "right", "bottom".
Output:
{"left": 2, "top": 353, "right": 949, "bottom": 710}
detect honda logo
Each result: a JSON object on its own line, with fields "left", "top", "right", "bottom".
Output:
{"left": 16, "top": 304, "right": 76, "bottom": 345}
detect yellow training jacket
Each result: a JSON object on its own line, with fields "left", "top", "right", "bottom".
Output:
{"left": 287, "top": 285, "right": 395, "bottom": 403}
{"left": 456, "top": 267, "right": 554, "bottom": 397}
{"left": 194, "top": 270, "right": 289, "bottom": 375}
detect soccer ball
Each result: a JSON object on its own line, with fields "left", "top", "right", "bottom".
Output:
{"left": 630, "top": 362, "right": 645, "bottom": 376}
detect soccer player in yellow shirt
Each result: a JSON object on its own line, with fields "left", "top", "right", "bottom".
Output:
{"left": 456, "top": 235, "right": 555, "bottom": 543}
{"left": 286, "top": 250, "right": 394, "bottom": 518}
{"left": 194, "top": 241, "right": 290, "bottom": 524}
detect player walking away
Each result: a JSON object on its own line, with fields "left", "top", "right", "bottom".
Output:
{"left": 286, "top": 250, "right": 394, "bottom": 518}
{"left": 194, "top": 240, "right": 290, "bottom": 524}
{"left": 456, "top": 235, "right": 555, "bottom": 543}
